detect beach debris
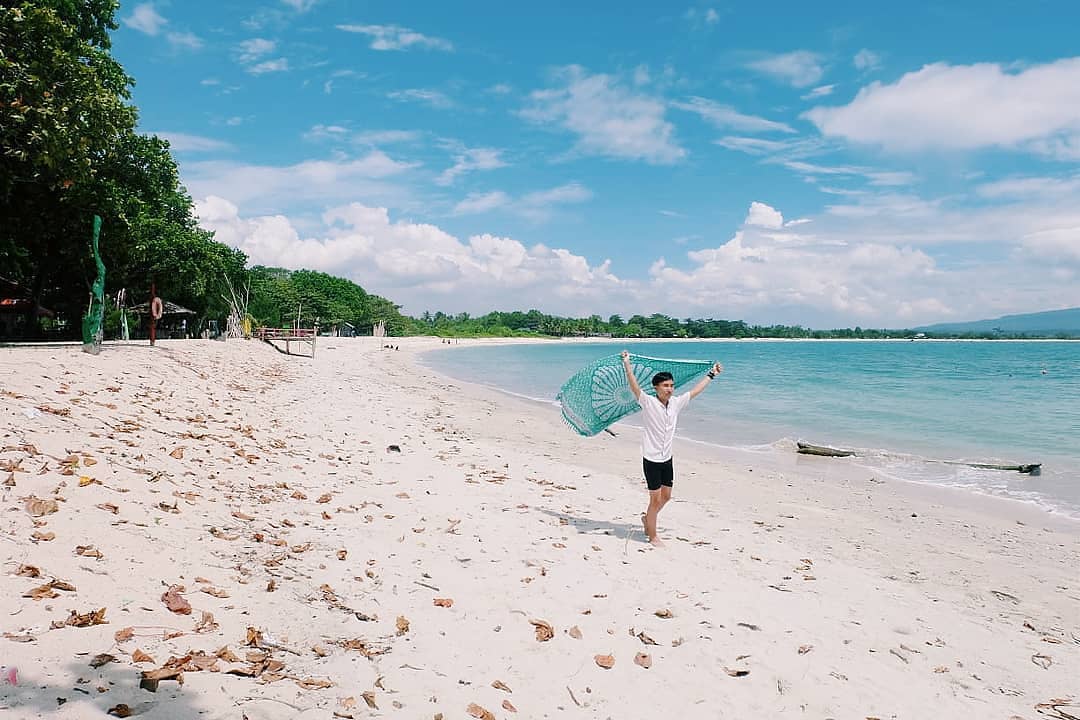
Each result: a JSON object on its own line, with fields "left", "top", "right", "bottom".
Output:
{"left": 96, "top": 502, "right": 119, "bottom": 514}
{"left": 502, "top": 699, "right": 517, "bottom": 712}
{"left": 161, "top": 585, "right": 192, "bottom": 615}
{"left": 395, "top": 616, "right": 410, "bottom": 636}
{"left": 1032, "top": 653, "right": 1053, "bottom": 669}
{"left": 106, "top": 705, "right": 133, "bottom": 717}
{"left": 889, "top": 648, "right": 909, "bottom": 664}
{"left": 169, "top": 447, "right": 185, "bottom": 460}
{"left": 634, "top": 653, "right": 652, "bottom": 669}
{"left": 991, "top": 590, "right": 1020, "bottom": 605}
{"left": 31, "top": 531, "right": 56, "bottom": 541}
{"left": 337, "top": 549, "right": 347, "bottom": 560}
{"left": 194, "top": 611, "right": 218, "bottom": 634}
{"left": 386, "top": 445, "right": 401, "bottom": 453}
{"left": 16, "top": 564, "right": 41, "bottom": 578}
{"left": 724, "top": 666, "right": 750, "bottom": 677}
{"left": 636, "top": 631, "right": 658, "bottom": 646}
{"left": 568, "top": 626, "right": 583, "bottom": 640}
{"left": 132, "top": 649, "right": 155, "bottom": 664}
{"left": 595, "top": 654, "right": 615, "bottom": 669}
{"left": 433, "top": 598, "right": 453, "bottom": 608}
{"left": 56, "top": 607, "right": 107, "bottom": 628}
{"left": 530, "top": 619, "right": 554, "bottom": 641}
{"left": 737, "top": 622, "right": 761, "bottom": 631}
{"left": 467, "top": 702, "right": 495, "bottom": 719}
{"left": 25, "top": 496, "right": 60, "bottom": 516}
{"left": 798, "top": 644, "right": 813, "bottom": 655}
{"left": 90, "top": 653, "right": 117, "bottom": 668}
{"left": 492, "top": 679, "right": 512, "bottom": 693}
{"left": 654, "top": 609, "right": 673, "bottom": 619}
{"left": 24, "top": 580, "right": 75, "bottom": 600}
{"left": 361, "top": 691, "right": 377, "bottom": 708}
{"left": 115, "top": 627, "right": 134, "bottom": 642}
{"left": 76, "top": 545, "right": 104, "bottom": 559}
{"left": 1035, "top": 698, "right": 1080, "bottom": 720}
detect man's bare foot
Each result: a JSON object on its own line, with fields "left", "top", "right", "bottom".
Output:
{"left": 649, "top": 536, "right": 665, "bottom": 547}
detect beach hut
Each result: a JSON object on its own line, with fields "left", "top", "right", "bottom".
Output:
{"left": 128, "top": 300, "right": 198, "bottom": 339}
{"left": 0, "top": 277, "right": 55, "bottom": 339}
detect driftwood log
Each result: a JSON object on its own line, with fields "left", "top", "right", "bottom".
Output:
{"left": 796, "top": 442, "right": 1040, "bottom": 474}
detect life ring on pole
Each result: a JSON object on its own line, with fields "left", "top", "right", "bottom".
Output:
{"left": 151, "top": 297, "right": 164, "bottom": 320}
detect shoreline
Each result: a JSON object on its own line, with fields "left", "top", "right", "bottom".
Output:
{"left": 419, "top": 339, "right": 1080, "bottom": 526}
{"left": 2, "top": 336, "right": 1077, "bottom": 718}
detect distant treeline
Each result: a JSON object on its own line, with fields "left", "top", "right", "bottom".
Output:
{"left": 407, "top": 310, "right": 1078, "bottom": 340}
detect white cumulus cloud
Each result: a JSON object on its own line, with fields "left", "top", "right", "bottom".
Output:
{"left": 521, "top": 66, "right": 685, "bottom": 164}
{"left": 805, "top": 57, "right": 1080, "bottom": 159}
{"left": 336, "top": 24, "right": 452, "bottom": 51}
{"left": 747, "top": 51, "right": 825, "bottom": 88}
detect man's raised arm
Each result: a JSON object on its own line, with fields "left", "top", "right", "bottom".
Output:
{"left": 621, "top": 350, "right": 643, "bottom": 399}
{"left": 689, "top": 361, "right": 723, "bottom": 400}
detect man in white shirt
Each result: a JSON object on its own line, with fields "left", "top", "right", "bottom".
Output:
{"left": 621, "top": 350, "right": 723, "bottom": 546}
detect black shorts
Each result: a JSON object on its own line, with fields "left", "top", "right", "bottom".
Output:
{"left": 642, "top": 458, "right": 673, "bottom": 491}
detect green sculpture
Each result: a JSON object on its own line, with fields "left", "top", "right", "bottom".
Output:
{"left": 81, "top": 215, "right": 105, "bottom": 353}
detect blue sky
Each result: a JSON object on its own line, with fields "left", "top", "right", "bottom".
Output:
{"left": 113, "top": 0, "right": 1080, "bottom": 327}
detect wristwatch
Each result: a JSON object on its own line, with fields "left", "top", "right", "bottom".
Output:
{"left": 706, "top": 371, "right": 716, "bottom": 379}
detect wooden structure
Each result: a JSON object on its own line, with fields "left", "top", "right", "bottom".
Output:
{"left": 256, "top": 326, "right": 317, "bottom": 358}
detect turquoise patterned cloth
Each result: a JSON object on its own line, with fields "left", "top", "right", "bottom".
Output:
{"left": 557, "top": 353, "right": 714, "bottom": 436}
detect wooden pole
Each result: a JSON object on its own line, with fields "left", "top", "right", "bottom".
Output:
{"left": 149, "top": 281, "right": 157, "bottom": 347}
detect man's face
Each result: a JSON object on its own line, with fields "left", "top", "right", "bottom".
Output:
{"left": 654, "top": 379, "right": 675, "bottom": 402}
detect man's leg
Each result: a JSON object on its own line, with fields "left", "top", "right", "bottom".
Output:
{"left": 644, "top": 488, "right": 665, "bottom": 545}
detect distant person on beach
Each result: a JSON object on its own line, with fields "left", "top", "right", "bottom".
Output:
{"left": 621, "top": 350, "right": 723, "bottom": 546}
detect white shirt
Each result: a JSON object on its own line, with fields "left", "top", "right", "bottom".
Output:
{"left": 637, "top": 392, "right": 691, "bottom": 462}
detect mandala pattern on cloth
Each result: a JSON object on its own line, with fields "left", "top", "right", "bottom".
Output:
{"left": 556, "top": 353, "right": 713, "bottom": 436}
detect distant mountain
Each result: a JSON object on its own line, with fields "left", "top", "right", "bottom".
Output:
{"left": 916, "top": 307, "right": 1080, "bottom": 336}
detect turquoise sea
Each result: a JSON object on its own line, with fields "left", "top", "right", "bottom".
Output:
{"left": 423, "top": 340, "right": 1080, "bottom": 518}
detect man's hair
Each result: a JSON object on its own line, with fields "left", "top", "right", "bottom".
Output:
{"left": 652, "top": 371, "right": 674, "bottom": 387}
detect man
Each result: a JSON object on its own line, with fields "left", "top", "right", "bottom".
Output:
{"left": 621, "top": 350, "right": 723, "bottom": 546}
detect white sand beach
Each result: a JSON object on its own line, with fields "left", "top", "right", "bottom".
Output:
{"left": 1, "top": 336, "right": 1077, "bottom": 719}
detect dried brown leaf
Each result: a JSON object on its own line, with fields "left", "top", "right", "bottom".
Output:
{"left": 76, "top": 545, "right": 104, "bottom": 559}
{"left": 114, "top": 627, "right": 134, "bottom": 643}
{"left": 65, "top": 607, "right": 107, "bottom": 628}
{"left": 132, "top": 649, "right": 155, "bottom": 664}
{"left": 201, "top": 586, "right": 229, "bottom": 598}
{"left": 467, "top": 703, "right": 495, "bottom": 720}
{"left": 169, "top": 447, "right": 185, "bottom": 460}
{"left": 637, "top": 631, "right": 658, "bottom": 646}
{"left": 492, "top": 680, "right": 512, "bottom": 693}
{"left": 194, "top": 611, "right": 218, "bottom": 634}
{"left": 316, "top": 493, "right": 332, "bottom": 503}
{"left": 337, "top": 549, "right": 347, "bottom": 560}
{"left": 16, "top": 564, "right": 41, "bottom": 578}
{"left": 107, "top": 704, "right": 133, "bottom": 718}
{"left": 654, "top": 608, "right": 673, "bottom": 619}
{"left": 296, "top": 677, "right": 333, "bottom": 690}
{"left": 96, "top": 502, "right": 119, "bottom": 514}
{"left": 568, "top": 625, "right": 583, "bottom": 639}
{"left": 433, "top": 597, "right": 453, "bottom": 608}
{"left": 25, "top": 496, "right": 59, "bottom": 516}
{"left": 361, "top": 691, "right": 377, "bottom": 708}
{"left": 798, "top": 644, "right": 813, "bottom": 655}
{"left": 31, "top": 530, "right": 56, "bottom": 541}
{"left": 161, "top": 585, "right": 191, "bottom": 615}
{"left": 594, "top": 654, "right": 615, "bottom": 669}
{"left": 90, "top": 653, "right": 117, "bottom": 668}
{"left": 23, "top": 582, "right": 59, "bottom": 600}
{"left": 634, "top": 652, "right": 652, "bottom": 669}
{"left": 530, "top": 619, "right": 554, "bottom": 642}
{"left": 395, "top": 616, "right": 410, "bottom": 636}
{"left": 215, "top": 646, "right": 240, "bottom": 662}
{"left": 502, "top": 699, "right": 517, "bottom": 712}
{"left": 724, "top": 666, "right": 750, "bottom": 677}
